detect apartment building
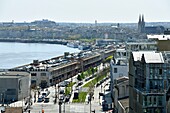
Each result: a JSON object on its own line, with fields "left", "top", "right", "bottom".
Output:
{"left": 129, "top": 51, "right": 170, "bottom": 113}
{"left": 9, "top": 50, "right": 112, "bottom": 88}
{"left": 110, "top": 49, "right": 129, "bottom": 99}
{"left": 113, "top": 76, "right": 129, "bottom": 113}
{"left": 0, "top": 71, "right": 31, "bottom": 104}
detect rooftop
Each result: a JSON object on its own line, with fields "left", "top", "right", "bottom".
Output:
{"left": 147, "top": 35, "right": 170, "bottom": 40}
{"left": 115, "top": 76, "right": 129, "bottom": 84}
{"left": 119, "top": 98, "right": 129, "bottom": 109}
{"left": 126, "top": 41, "right": 157, "bottom": 45}
{"left": 0, "top": 71, "right": 29, "bottom": 78}
{"left": 132, "top": 51, "right": 164, "bottom": 63}
{"left": 10, "top": 50, "right": 102, "bottom": 71}
{"left": 4, "top": 107, "right": 22, "bottom": 113}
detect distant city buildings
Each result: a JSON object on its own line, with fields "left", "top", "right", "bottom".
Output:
{"left": 138, "top": 14, "right": 165, "bottom": 34}
{"left": 138, "top": 14, "right": 145, "bottom": 33}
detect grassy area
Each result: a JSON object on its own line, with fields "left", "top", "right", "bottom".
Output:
{"left": 72, "top": 92, "right": 88, "bottom": 103}
{"left": 72, "top": 74, "right": 107, "bottom": 103}
{"left": 73, "top": 67, "right": 109, "bottom": 103}
{"left": 77, "top": 67, "right": 97, "bottom": 81}
{"left": 67, "top": 82, "right": 76, "bottom": 87}
{"left": 83, "top": 74, "right": 107, "bottom": 87}
{"left": 65, "top": 82, "right": 76, "bottom": 95}
{"left": 65, "top": 87, "right": 71, "bottom": 95}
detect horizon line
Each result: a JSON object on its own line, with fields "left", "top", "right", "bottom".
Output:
{"left": 0, "top": 19, "right": 170, "bottom": 24}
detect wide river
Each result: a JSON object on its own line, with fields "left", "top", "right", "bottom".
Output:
{"left": 0, "top": 42, "right": 80, "bottom": 69}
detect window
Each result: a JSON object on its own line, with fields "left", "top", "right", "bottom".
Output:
{"left": 41, "top": 73, "right": 46, "bottom": 76}
{"left": 143, "top": 96, "right": 147, "bottom": 106}
{"left": 153, "top": 96, "right": 156, "bottom": 105}
{"left": 159, "top": 69, "right": 162, "bottom": 75}
{"left": 155, "top": 108, "right": 162, "bottom": 113}
{"left": 114, "top": 68, "right": 117, "bottom": 73}
{"left": 150, "top": 69, "right": 153, "bottom": 74}
{"left": 137, "top": 93, "right": 139, "bottom": 102}
{"left": 31, "top": 73, "right": 37, "bottom": 76}
{"left": 150, "top": 81, "right": 153, "bottom": 89}
{"left": 148, "top": 96, "right": 152, "bottom": 106}
{"left": 158, "top": 96, "right": 162, "bottom": 106}
{"left": 164, "top": 80, "right": 167, "bottom": 89}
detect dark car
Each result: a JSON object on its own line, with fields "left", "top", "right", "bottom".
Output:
{"left": 77, "top": 82, "right": 83, "bottom": 87}
{"left": 37, "top": 97, "right": 43, "bottom": 102}
{"left": 96, "top": 83, "right": 100, "bottom": 87}
{"left": 44, "top": 98, "right": 49, "bottom": 103}
{"left": 65, "top": 95, "right": 71, "bottom": 102}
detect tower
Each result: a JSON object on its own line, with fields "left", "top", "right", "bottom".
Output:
{"left": 138, "top": 14, "right": 142, "bottom": 33}
{"left": 141, "top": 14, "right": 145, "bottom": 33}
{"left": 138, "top": 14, "right": 145, "bottom": 33}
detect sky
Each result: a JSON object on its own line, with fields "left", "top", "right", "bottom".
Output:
{"left": 0, "top": 0, "right": 169, "bottom": 23}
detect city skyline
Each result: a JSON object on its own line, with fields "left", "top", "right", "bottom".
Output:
{"left": 0, "top": 0, "right": 169, "bottom": 23}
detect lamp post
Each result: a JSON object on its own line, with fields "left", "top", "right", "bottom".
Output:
{"left": 58, "top": 100, "right": 62, "bottom": 113}
{"left": 1, "top": 93, "right": 3, "bottom": 106}
{"left": 54, "top": 84, "right": 57, "bottom": 104}
{"left": 88, "top": 84, "right": 94, "bottom": 113}
{"left": 1, "top": 91, "right": 5, "bottom": 106}
{"left": 89, "top": 94, "right": 92, "bottom": 113}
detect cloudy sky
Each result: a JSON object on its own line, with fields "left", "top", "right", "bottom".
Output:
{"left": 0, "top": 0, "right": 169, "bottom": 23}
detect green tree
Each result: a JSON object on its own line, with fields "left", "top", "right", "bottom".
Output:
{"left": 77, "top": 74, "right": 82, "bottom": 81}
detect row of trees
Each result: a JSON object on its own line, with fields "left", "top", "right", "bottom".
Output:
{"left": 77, "top": 67, "right": 98, "bottom": 81}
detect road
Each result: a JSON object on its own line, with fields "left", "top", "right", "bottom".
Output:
{"left": 9, "top": 63, "right": 112, "bottom": 113}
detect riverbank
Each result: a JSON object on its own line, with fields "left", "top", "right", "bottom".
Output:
{"left": 0, "top": 38, "right": 68, "bottom": 45}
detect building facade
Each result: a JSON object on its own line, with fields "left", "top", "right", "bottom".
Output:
{"left": 0, "top": 71, "right": 31, "bottom": 104}
{"left": 129, "top": 51, "right": 170, "bottom": 113}
{"left": 9, "top": 50, "right": 114, "bottom": 88}
{"left": 113, "top": 76, "right": 129, "bottom": 113}
{"left": 110, "top": 49, "right": 129, "bottom": 101}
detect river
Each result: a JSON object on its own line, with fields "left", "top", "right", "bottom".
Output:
{"left": 0, "top": 42, "right": 80, "bottom": 69}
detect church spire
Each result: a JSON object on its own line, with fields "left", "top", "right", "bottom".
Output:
{"left": 142, "top": 14, "right": 144, "bottom": 22}
{"left": 139, "top": 14, "right": 141, "bottom": 23}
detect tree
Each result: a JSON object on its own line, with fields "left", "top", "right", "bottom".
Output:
{"left": 91, "top": 67, "right": 95, "bottom": 75}
{"left": 77, "top": 74, "right": 82, "bottom": 81}
{"left": 81, "top": 72, "right": 85, "bottom": 79}
{"left": 88, "top": 83, "right": 94, "bottom": 113}
{"left": 87, "top": 68, "right": 92, "bottom": 76}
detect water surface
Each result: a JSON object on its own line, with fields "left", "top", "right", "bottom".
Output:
{"left": 0, "top": 42, "right": 80, "bottom": 69}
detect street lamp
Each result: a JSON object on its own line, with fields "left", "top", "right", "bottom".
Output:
{"left": 1, "top": 91, "right": 6, "bottom": 106}
{"left": 58, "top": 100, "right": 62, "bottom": 113}
{"left": 54, "top": 84, "right": 57, "bottom": 104}
{"left": 89, "top": 91, "right": 94, "bottom": 113}
{"left": 1, "top": 93, "right": 3, "bottom": 106}
{"left": 63, "top": 95, "right": 65, "bottom": 113}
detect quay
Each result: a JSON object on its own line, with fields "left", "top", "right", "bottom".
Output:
{"left": 9, "top": 49, "right": 115, "bottom": 88}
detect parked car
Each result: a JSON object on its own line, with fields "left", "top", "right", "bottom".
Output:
{"left": 77, "top": 81, "right": 83, "bottom": 87}
{"left": 59, "top": 95, "right": 65, "bottom": 101}
{"left": 37, "top": 97, "right": 43, "bottom": 102}
{"left": 65, "top": 94, "right": 71, "bottom": 102}
{"left": 44, "top": 98, "right": 49, "bottom": 103}
{"left": 41, "top": 91, "right": 50, "bottom": 98}
{"left": 59, "top": 89, "right": 65, "bottom": 94}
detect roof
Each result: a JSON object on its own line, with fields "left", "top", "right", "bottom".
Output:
{"left": 0, "top": 71, "right": 29, "bottom": 78}
{"left": 147, "top": 35, "right": 170, "bottom": 40}
{"left": 132, "top": 51, "right": 164, "bottom": 63}
{"left": 4, "top": 107, "right": 23, "bottom": 113}
{"left": 115, "top": 76, "right": 129, "bottom": 84}
{"left": 119, "top": 98, "right": 129, "bottom": 108}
